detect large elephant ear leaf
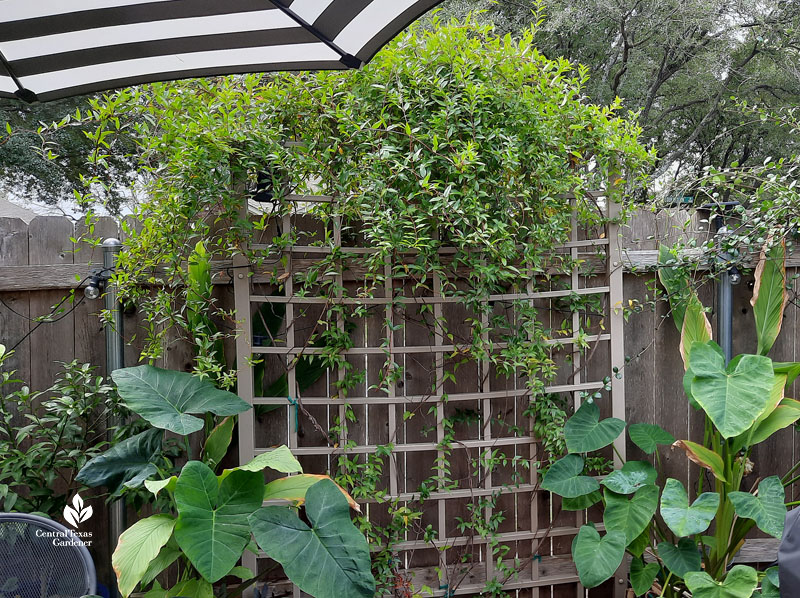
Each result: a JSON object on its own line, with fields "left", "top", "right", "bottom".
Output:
{"left": 174, "top": 462, "right": 264, "bottom": 583}
{"left": 112, "top": 365, "right": 250, "bottom": 435}
{"left": 688, "top": 343, "right": 775, "bottom": 438}
{"left": 76, "top": 429, "right": 163, "bottom": 495}
{"left": 571, "top": 525, "right": 626, "bottom": 588}
{"left": 660, "top": 478, "right": 719, "bottom": 537}
{"left": 629, "top": 423, "right": 675, "bottom": 455}
{"left": 728, "top": 476, "right": 786, "bottom": 539}
{"left": 658, "top": 538, "right": 702, "bottom": 577}
{"left": 564, "top": 400, "right": 625, "bottom": 454}
{"left": 540, "top": 454, "right": 600, "bottom": 498}
{"left": 684, "top": 565, "right": 757, "bottom": 598}
{"left": 249, "top": 479, "right": 376, "bottom": 598}
{"left": 752, "top": 240, "right": 788, "bottom": 357}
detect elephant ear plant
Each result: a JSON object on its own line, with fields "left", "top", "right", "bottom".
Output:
{"left": 77, "top": 365, "right": 375, "bottom": 598}
{"left": 542, "top": 241, "right": 797, "bottom": 597}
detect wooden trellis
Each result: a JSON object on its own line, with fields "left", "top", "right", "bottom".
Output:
{"left": 234, "top": 192, "right": 626, "bottom": 598}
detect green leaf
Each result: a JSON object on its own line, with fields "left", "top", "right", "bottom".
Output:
{"left": 540, "top": 454, "right": 600, "bottom": 498}
{"left": 630, "top": 557, "right": 659, "bottom": 597}
{"left": 765, "top": 566, "right": 779, "bottom": 588}
{"left": 684, "top": 565, "right": 758, "bottom": 598}
{"left": 628, "top": 423, "right": 675, "bottom": 454}
{"left": 561, "top": 490, "right": 602, "bottom": 511}
{"left": 728, "top": 476, "right": 786, "bottom": 539}
{"left": 751, "top": 240, "right": 787, "bottom": 356}
{"left": 628, "top": 526, "right": 651, "bottom": 558}
{"left": 603, "top": 484, "right": 658, "bottom": 544}
{"left": 773, "top": 362, "right": 800, "bottom": 387}
{"left": 165, "top": 579, "right": 213, "bottom": 598}
{"left": 174, "top": 461, "right": 264, "bottom": 583}
{"left": 755, "top": 575, "right": 780, "bottom": 598}
{"left": 746, "top": 398, "right": 800, "bottom": 447}
{"left": 600, "top": 460, "right": 657, "bottom": 494}
{"left": 688, "top": 342, "right": 775, "bottom": 438}
{"left": 680, "top": 296, "right": 712, "bottom": 368}
{"left": 658, "top": 244, "right": 692, "bottom": 330}
{"left": 76, "top": 429, "right": 163, "bottom": 495}
{"left": 264, "top": 474, "right": 360, "bottom": 511}
{"left": 673, "top": 439, "right": 727, "bottom": 482}
{"left": 140, "top": 541, "right": 181, "bottom": 588}
{"left": 249, "top": 479, "right": 376, "bottom": 598}
{"left": 112, "top": 514, "right": 176, "bottom": 597}
{"left": 660, "top": 478, "right": 719, "bottom": 537}
{"left": 658, "top": 538, "right": 702, "bottom": 577}
{"left": 570, "top": 525, "right": 627, "bottom": 588}
{"left": 112, "top": 365, "right": 250, "bottom": 435}
{"left": 144, "top": 476, "right": 177, "bottom": 498}
{"left": 238, "top": 445, "right": 303, "bottom": 474}
{"left": 228, "top": 566, "right": 255, "bottom": 581}
{"left": 731, "top": 376, "right": 789, "bottom": 452}
{"left": 203, "top": 416, "right": 235, "bottom": 470}
{"left": 564, "top": 400, "right": 625, "bottom": 453}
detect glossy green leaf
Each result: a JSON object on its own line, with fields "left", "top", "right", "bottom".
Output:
{"left": 249, "top": 479, "right": 376, "bottom": 598}
{"left": 688, "top": 342, "right": 775, "bottom": 438}
{"left": 660, "top": 478, "right": 719, "bottom": 537}
{"left": 600, "top": 460, "right": 657, "bottom": 494}
{"left": 673, "top": 439, "right": 727, "bottom": 481}
{"left": 76, "top": 429, "right": 162, "bottom": 495}
{"left": 561, "top": 490, "right": 602, "bottom": 511}
{"left": 540, "top": 454, "right": 599, "bottom": 498}
{"left": 174, "top": 461, "right": 264, "bottom": 583}
{"left": 628, "top": 423, "right": 675, "bottom": 454}
{"left": 203, "top": 416, "right": 235, "bottom": 470}
{"left": 729, "top": 476, "right": 786, "bottom": 539}
{"left": 684, "top": 565, "right": 758, "bottom": 598}
{"left": 565, "top": 400, "right": 625, "bottom": 454}
{"left": 112, "top": 365, "right": 250, "bottom": 435}
{"left": 658, "top": 538, "right": 702, "bottom": 577}
{"left": 570, "top": 525, "right": 626, "bottom": 588}
{"left": 731, "top": 376, "right": 789, "bottom": 452}
{"left": 112, "top": 514, "right": 176, "bottom": 597}
{"left": 603, "top": 484, "right": 658, "bottom": 544}
{"left": 751, "top": 240, "right": 787, "bottom": 356}
{"left": 630, "top": 557, "right": 659, "bottom": 597}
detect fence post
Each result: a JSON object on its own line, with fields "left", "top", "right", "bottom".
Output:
{"left": 608, "top": 172, "right": 628, "bottom": 598}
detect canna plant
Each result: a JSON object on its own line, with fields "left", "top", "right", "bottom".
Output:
{"left": 542, "top": 241, "right": 797, "bottom": 597}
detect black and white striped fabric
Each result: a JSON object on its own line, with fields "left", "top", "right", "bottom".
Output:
{"left": 0, "top": 0, "right": 442, "bottom": 102}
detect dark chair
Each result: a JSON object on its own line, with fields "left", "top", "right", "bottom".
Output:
{"left": 0, "top": 513, "right": 96, "bottom": 598}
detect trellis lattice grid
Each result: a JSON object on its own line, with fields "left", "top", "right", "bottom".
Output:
{"left": 234, "top": 193, "right": 626, "bottom": 598}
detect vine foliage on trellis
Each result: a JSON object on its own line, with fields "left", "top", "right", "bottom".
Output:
{"left": 37, "top": 15, "right": 653, "bottom": 595}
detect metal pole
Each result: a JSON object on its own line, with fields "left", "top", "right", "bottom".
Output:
{"left": 713, "top": 217, "right": 734, "bottom": 364}
{"left": 103, "top": 238, "right": 125, "bottom": 596}
{"left": 718, "top": 269, "right": 733, "bottom": 364}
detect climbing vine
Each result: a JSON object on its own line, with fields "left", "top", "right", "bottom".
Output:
{"left": 38, "top": 15, "right": 653, "bottom": 596}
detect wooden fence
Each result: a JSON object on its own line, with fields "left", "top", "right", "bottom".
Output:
{"left": 1, "top": 212, "right": 799, "bottom": 597}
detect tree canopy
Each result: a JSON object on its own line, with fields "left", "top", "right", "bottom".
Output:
{"left": 441, "top": 0, "right": 800, "bottom": 192}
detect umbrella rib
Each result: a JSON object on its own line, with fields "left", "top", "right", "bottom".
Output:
{"left": 0, "top": 49, "right": 37, "bottom": 103}
{"left": 267, "top": 1, "right": 362, "bottom": 69}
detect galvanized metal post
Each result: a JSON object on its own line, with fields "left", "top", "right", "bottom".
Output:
{"left": 103, "top": 238, "right": 125, "bottom": 597}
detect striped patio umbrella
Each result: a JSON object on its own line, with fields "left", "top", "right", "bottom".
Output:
{"left": 0, "top": 0, "right": 442, "bottom": 103}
